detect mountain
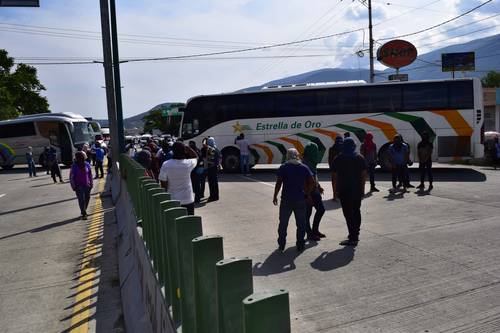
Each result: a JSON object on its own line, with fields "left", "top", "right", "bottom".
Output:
{"left": 242, "top": 33, "right": 500, "bottom": 91}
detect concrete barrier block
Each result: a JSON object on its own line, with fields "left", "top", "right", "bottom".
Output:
{"left": 243, "top": 290, "right": 290, "bottom": 333}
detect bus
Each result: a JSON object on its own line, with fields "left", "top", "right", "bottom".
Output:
{"left": 0, "top": 112, "right": 93, "bottom": 169}
{"left": 179, "top": 78, "right": 484, "bottom": 172}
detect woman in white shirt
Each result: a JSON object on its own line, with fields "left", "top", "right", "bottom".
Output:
{"left": 158, "top": 141, "right": 199, "bottom": 215}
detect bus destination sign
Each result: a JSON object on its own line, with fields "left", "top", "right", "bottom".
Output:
{"left": 377, "top": 39, "right": 417, "bottom": 69}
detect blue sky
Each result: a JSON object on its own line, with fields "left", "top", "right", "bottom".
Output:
{"left": 1, "top": 0, "right": 499, "bottom": 119}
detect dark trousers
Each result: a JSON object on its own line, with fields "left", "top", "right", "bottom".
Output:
{"left": 199, "top": 171, "right": 206, "bottom": 198}
{"left": 95, "top": 160, "right": 104, "bottom": 178}
{"left": 207, "top": 166, "right": 219, "bottom": 200}
{"left": 340, "top": 197, "right": 362, "bottom": 241}
{"left": 107, "top": 157, "right": 112, "bottom": 173}
{"left": 182, "top": 202, "right": 195, "bottom": 215}
{"left": 191, "top": 171, "right": 201, "bottom": 203}
{"left": 75, "top": 186, "right": 91, "bottom": 215}
{"left": 28, "top": 160, "right": 37, "bottom": 177}
{"left": 419, "top": 161, "right": 433, "bottom": 184}
{"left": 392, "top": 165, "right": 406, "bottom": 188}
{"left": 51, "top": 163, "right": 62, "bottom": 183}
{"left": 278, "top": 199, "right": 306, "bottom": 248}
{"left": 367, "top": 163, "right": 376, "bottom": 187}
{"left": 306, "top": 190, "right": 325, "bottom": 236}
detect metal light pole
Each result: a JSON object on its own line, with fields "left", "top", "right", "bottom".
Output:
{"left": 109, "top": 0, "right": 125, "bottom": 153}
{"left": 367, "top": 0, "right": 374, "bottom": 83}
{"left": 99, "top": 0, "right": 120, "bottom": 168}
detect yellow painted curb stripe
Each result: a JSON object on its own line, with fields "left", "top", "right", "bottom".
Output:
{"left": 251, "top": 144, "right": 274, "bottom": 164}
{"left": 69, "top": 178, "right": 105, "bottom": 333}
{"left": 355, "top": 118, "right": 398, "bottom": 140}
{"left": 279, "top": 137, "right": 304, "bottom": 154}
{"left": 431, "top": 110, "right": 473, "bottom": 137}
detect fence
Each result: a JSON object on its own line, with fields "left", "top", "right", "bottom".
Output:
{"left": 119, "top": 154, "right": 291, "bottom": 333}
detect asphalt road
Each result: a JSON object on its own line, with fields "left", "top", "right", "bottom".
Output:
{"left": 0, "top": 166, "right": 122, "bottom": 333}
{"left": 197, "top": 163, "right": 500, "bottom": 333}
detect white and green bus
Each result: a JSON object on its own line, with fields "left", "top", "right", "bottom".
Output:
{"left": 179, "top": 78, "right": 484, "bottom": 172}
{"left": 0, "top": 112, "right": 93, "bottom": 170}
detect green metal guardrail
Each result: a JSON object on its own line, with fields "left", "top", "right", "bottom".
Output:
{"left": 119, "top": 154, "right": 291, "bottom": 333}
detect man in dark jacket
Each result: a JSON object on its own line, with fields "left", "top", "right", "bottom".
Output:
{"left": 331, "top": 138, "right": 367, "bottom": 246}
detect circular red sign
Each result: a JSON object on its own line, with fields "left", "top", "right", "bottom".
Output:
{"left": 376, "top": 39, "right": 417, "bottom": 69}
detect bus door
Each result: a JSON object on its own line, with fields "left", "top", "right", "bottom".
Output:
{"left": 58, "top": 122, "right": 73, "bottom": 165}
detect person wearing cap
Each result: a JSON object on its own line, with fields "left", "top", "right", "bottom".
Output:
{"left": 70, "top": 151, "right": 93, "bottom": 220}
{"left": 273, "top": 148, "right": 315, "bottom": 252}
{"left": 331, "top": 138, "right": 367, "bottom": 247}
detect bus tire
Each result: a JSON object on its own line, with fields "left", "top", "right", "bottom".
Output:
{"left": 1, "top": 164, "right": 14, "bottom": 170}
{"left": 221, "top": 147, "right": 240, "bottom": 173}
{"left": 378, "top": 143, "right": 392, "bottom": 171}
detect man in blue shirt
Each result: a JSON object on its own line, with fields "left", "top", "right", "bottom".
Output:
{"left": 388, "top": 134, "right": 409, "bottom": 193}
{"left": 273, "top": 148, "right": 314, "bottom": 252}
{"left": 94, "top": 142, "right": 105, "bottom": 178}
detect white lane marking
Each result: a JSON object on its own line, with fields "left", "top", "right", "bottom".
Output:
{"left": 0, "top": 194, "right": 6, "bottom": 199}
{"left": 237, "top": 175, "right": 275, "bottom": 188}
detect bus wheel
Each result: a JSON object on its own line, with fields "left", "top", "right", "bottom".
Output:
{"left": 378, "top": 144, "right": 392, "bottom": 171}
{"left": 221, "top": 148, "right": 240, "bottom": 173}
{"left": 1, "top": 165, "right": 14, "bottom": 170}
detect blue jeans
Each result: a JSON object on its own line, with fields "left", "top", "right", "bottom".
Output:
{"left": 27, "top": 160, "right": 36, "bottom": 177}
{"left": 278, "top": 199, "right": 306, "bottom": 248}
{"left": 75, "top": 186, "right": 91, "bottom": 215}
{"left": 240, "top": 154, "right": 250, "bottom": 174}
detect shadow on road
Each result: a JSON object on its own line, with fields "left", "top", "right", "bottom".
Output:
{"left": 253, "top": 242, "right": 318, "bottom": 276}
{"left": 0, "top": 217, "right": 81, "bottom": 241}
{"left": 310, "top": 247, "right": 355, "bottom": 271}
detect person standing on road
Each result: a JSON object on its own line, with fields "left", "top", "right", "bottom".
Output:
{"left": 388, "top": 134, "right": 409, "bottom": 193}
{"left": 48, "top": 147, "right": 63, "bottom": 183}
{"left": 328, "top": 136, "right": 343, "bottom": 201}
{"left": 331, "top": 138, "right": 367, "bottom": 247}
{"left": 70, "top": 151, "right": 93, "bottom": 220}
{"left": 235, "top": 133, "right": 251, "bottom": 175}
{"left": 94, "top": 142, "right": 105, "bottom": 179}
{"left": 303, "top": 142, "right": 326, "bottom": 241}
{"left": 42, "top": 146, "right": 51, "bottom": 174}
{"left": 360, "top": 132, "right": 379, "bottom": 192}
{"left": 205, "top": 137, "right": 220, "bottom": 202}
{"left": 159, "top": 141, "right": 198, "bottom": 215}
{"left": 417, "top": 132, "right": 434, "bottom": 191}
{"left": 400, "top": 135, "right": 414, "bottom": 188}
{"left": 189, "top": 140, "right": 204, "bottom": 203}
{"left": 273, "top": 148, "right": 315, "bottom": 252}
{"left": 26, "top": 146, "right": 37, "bottom": 177}
{"left": 494, "top": 137, "right": 500, "bottom": 170}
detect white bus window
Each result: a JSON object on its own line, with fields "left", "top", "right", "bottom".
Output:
{"left": 72, "top": 122, "right": 91, "bottom": 144}
{"left": 403, "top": 82, "right": 448, "bottom": 110}
{"left": 359, "top": 86, "right": 402, "bottom": 113}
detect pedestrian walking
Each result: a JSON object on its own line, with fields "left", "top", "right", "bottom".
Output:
{"left": 26, "top": 146, "right": 37, "bottom": 177}
{"left": 417, "top": 132, "right": 434, "bottom": 190}
{"left": 302, "top": 142, "right": 325, "bottom": 241}
{"left": 360, "top": 132, "right": 379, "bottom": 192}
{"left": 235, "top": 133, "right": 251, "bottom": 175}
{"left": 159, "top": 141, "right": 198, "bottom": 215}
{"left": 328, "top": 136, "right": 343, "bottom": 201}
{"left": 94, "top": 142, "right": 105, "bottom": 178}
{"left": 400, "top": 135, "right": 414, "bottom": 188}
{"left": 70, "top": 151, "right": 93, "bottom": 220}
{"left": 188, "top": 141, "right": 204, "bottom": 203}
{"left": 135, "top": 148, "right": 155, "bottom": 179}
{"left": 388, "top": 134, "right": 409, "bottom": 193}
{"left": 40, "top": 146, "right": 50, "bottom": 174}
{"left": 204, "top": 137, "right": 220, "bottom": 201}
{"left": 331, "top": 138, "right": 367, "bottom": 247}
{"left": 273, "top": 148, "right": 314, "bottom": 252}
{"left": 48, "top": 147, "right": 63, "bottom": 183}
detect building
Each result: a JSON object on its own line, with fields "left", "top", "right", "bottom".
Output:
{"left": 484, "top": 87, "right": 500, "bottom": 133}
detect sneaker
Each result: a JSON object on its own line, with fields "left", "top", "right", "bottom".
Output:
{"left": 297, "top": 244, "right": 305, "bottom": 252}
{"left": 278, "top": 244, "right": 285, "bottom": 252}
{"left": 428, "top": 184, "right": 434, "bottom": 191}
{"left": 339, "top": 239, "right": 358, "bottom": 246}
{"left": 315, "top": 231, "right": 326, "bottom": 238}
{"left": 389, "top": 187, "right": 397, "bottom": 193}
{"left": 307, "top": 234, "right": 321, "bottom": 241}
{"left": 417, "top": 183, "right": 425, "bottom": 189}
{"left": 371, "top": 187, "right": 380, "bottom": 192}
{"left": 82, "top": 214, "right": 88, "bottom": 220}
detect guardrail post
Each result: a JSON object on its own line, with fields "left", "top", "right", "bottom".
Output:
{"left": 140, "top": 181, "right": 157, "bottom": 226}
{"left": 164, "top": 206, "right": 187, "bottom": 324}
{"left": 175, "top": 215, "right": 203, "bottom": 333}
{"left": 242, "top": 290, "right": 291, "bottom": 333}
{"left": 144, "top": 187, "right": 163, "bottom": 255}
{"left": 158, "top": 200, "right": 180, "bottom": 297}
{"left": 216, "top": 257, "right": 253, "bottom": 333}
{"left": 192, "top": 235, "right": 224, "bottom": 333}
{"left": 151, "top": 193, "right": 171, "bottom": 276}
{"left": 136, "top": 176, "right": 153, "bottom": 219}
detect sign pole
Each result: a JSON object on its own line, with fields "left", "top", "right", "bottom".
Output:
{"left": 368, "top": 0, "right": 374, "bottom": 83}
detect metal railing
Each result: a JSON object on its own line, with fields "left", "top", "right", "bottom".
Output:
{"left": 119, "top": 154, "right": 291, "bottom": 333}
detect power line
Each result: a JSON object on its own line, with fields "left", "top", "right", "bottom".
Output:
{"left": 379, "top": 0, "right": 494, "bottom": 40}
{"left": 416, "top": 24, "right": 500, "bottom": 49}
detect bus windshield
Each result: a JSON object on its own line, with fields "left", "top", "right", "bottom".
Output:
{"left": 72, "top": 121, "right": 92, "bottom": 144}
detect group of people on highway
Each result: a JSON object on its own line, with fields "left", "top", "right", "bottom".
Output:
{"left": 274, "top": 131, "right": 436, "bottom": 252}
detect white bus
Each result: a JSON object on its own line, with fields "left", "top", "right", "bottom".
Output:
{"left": 179, "top": 78, "right": 484, "bottom": 172}
{"left": 0, "top": 112, "right": 93, "bottom": 169}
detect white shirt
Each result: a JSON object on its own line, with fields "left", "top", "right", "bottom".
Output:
{"left": 158, "top": 158, "right": 197, "bottom": 205}
{"left": 236, "top": 138, "right": 250, "bottom": 156}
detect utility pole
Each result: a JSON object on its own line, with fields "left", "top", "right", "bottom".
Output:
{"left": 99, "top": 0, "right": 120, "bottom": 169}
{"left": 109, "top": 0, "right": 125, "bottom": 153}
{"left": 368, "top": 0, "right": 374, "bottom": 83}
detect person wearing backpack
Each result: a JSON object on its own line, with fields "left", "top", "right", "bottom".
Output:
{"left": 70, "top": 151, "right": 93, "bottom": 220}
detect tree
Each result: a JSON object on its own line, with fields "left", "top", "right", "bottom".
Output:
{"left": 481, "top": 71, "right": 500, "bottom": 87}
{"left": 0, "top": 49, "right": 50, "bottom": 120}
{"left": 142, "top": 103, "right": 185, "bottom": 134}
